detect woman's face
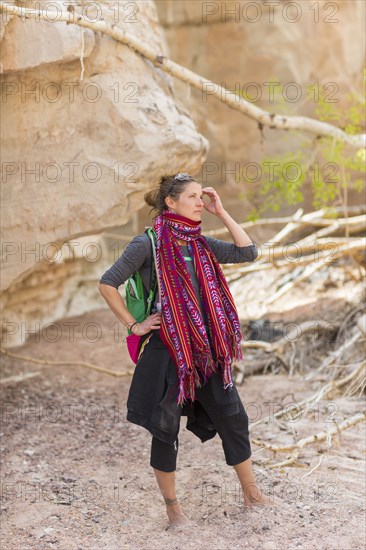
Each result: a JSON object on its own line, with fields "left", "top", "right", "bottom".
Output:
{"left": 165, "top": 181, "right": 205, "bottom": 222}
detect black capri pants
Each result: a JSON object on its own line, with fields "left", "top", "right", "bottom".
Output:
{"left": 150, "top": 369, "right": 252, "bottom": 472}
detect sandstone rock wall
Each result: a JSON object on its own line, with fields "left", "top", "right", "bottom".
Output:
{"left": 0, "top": 0, "right": 208, "bottom": 346}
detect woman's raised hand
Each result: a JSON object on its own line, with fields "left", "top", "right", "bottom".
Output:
{"left": 131, "top": 313, "right": 161, "bottom": 335}
{"left": 201, "top": 187, "right": 226, "bottom": 216}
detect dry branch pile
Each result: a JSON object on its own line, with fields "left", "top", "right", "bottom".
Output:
{"left": 216, "top": 206, "right": 366, "bottom": 468}
{"left": 217, "top": 206, "right": 365, "bottom": 384}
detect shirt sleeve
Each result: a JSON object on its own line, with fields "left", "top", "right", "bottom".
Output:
{"left": 98, "top": 233, "right": 150, "bottom": 289}
{"left": 202, "top": 235, "right": 258, "bottom": 264}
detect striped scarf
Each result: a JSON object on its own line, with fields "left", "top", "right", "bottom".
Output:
{"left": 153, "top": 210, "right": 244, "bottom": 406}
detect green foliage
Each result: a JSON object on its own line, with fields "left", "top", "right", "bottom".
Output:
{"left": 240, "top": 75, "right": 366, "bottom": 222}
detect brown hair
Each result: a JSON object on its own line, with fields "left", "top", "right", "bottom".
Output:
{"left": 144, "top": 173, "right": 196, "bottom": 220}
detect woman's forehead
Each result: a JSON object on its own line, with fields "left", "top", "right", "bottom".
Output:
{"left": 182, "top": 181, "right": 201, "bottom": 192}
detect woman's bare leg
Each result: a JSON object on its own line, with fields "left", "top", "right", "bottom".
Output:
{"left": 233, "top": 457, "right": 273, "bottom": 506}
{"left": 153, "top": 468, "right": 193, "bottom": 528}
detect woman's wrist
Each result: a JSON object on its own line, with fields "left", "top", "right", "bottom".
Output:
{"left": 129, "top": 321, "right": 139, "bottom": 334}
{"left": 125, "top": 320, "right": 138, "bottom": 331}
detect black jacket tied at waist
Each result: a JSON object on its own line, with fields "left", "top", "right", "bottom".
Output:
{"left": 126, "top": 331, "right": 242, "bottom": 446}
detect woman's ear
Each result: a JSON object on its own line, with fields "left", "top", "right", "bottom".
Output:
{"left": 165, "top": 196, "right": 174, "bottom": 210}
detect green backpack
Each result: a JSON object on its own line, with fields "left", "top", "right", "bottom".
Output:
{"left": 125, "top": 227, "right": 158, "bottom": 335}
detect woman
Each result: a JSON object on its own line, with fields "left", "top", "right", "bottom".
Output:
{"left": 99, "top": 173, "right": 272, "bottom": 530}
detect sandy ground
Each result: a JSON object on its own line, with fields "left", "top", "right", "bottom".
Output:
{"left": 1, "top": 308, "right": 365, "bottom": 550}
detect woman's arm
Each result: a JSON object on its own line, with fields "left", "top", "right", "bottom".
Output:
{"left": 216, "top": 209, "right": 253, "bottom": 246}
{"left": 202, "top": 236, "right": 258, "bottom": 264}
{"left": 201, "top": 186, "right": 258, "bottom": 263}
{"left": 98, "top": 233, "right": 161, "bottom": 335}
{"left": 98, "top": 234, "right": 148, "bottom": 330}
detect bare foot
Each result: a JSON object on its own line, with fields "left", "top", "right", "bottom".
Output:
{"left": 165, "top": 504, "right": 194, "bottom": 531}
{"left": 243, "top": 487, "right": 275, "bottom": 507}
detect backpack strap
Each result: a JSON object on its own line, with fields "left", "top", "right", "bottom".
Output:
{"left": 144, "top": 227, "right": 159, "bottom": 314}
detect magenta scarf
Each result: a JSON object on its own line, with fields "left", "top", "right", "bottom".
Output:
{"left": 153, "top": 210, "right": 244, "bottom": 406}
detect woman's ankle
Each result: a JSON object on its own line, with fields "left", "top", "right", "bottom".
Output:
{"left": 164, "top": 496, "right": 178, "bottom": 506}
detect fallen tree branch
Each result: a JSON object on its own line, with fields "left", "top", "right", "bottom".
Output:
{"left": 0, "top": 371, "right": 42, "bottom": 385}
{"left": 224, "top": 237, "right": 366, "bottom": 281}
{"left": 250, "top": 360, "right": 366, "bottom": 429}
{"left": 304, "top": 331, "right": 364, "bottom": 381}
{"left": 252, "top": 411, "right": 365, "bottom": 469}
{"left": 0, "top": 347, "right": 134, "bottom": 377}
{"left": 300, "top": 456, "right": 324, "bottom": 478}
{"left": 264, "top": 261, "right": 327, "bottom": 305}
{"left": 205, "top": 206, "right": 366, "bottom": 237}
{"left": 0, "top": 1, "right": 364, "bottom": 148}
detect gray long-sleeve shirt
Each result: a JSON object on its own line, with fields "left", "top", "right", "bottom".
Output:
{"left": 99, "top": 232, "right": 257, "bottom": 286}
{"left": 99, "top": 232, "right": 258, "bottom": 313}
